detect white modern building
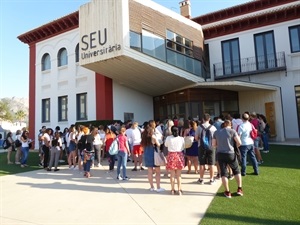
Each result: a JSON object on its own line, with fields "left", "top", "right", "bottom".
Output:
{"left": 18, "top": 0, "right": 300, "bottom": 147}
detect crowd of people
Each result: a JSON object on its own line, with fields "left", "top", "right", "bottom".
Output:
{"left": 3, "top": 111, "right": 271, "bottom": 198}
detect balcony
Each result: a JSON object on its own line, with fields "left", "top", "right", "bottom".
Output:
{"left": 213, "top": 52, "right": 286, "bottom": 79}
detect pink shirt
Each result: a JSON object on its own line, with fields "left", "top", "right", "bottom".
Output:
{"left": 251, "top": 118, "right": 259, "bottom": 130}
{"left": 117, "top": 134, "right": 128, "bottom": 152}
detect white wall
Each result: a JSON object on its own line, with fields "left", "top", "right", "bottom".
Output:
{"left": 35, "top": 29, "right": 96, "bottom": 144}
{"left": 113, "top": 82, "right": 153, "bottom": 124}
{"left": 206, "top": 19, "right": 300, "bottom": 139}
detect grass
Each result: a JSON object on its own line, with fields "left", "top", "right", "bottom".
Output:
{"left": 0, "top": 150, "right": 42, "bottom": 176}
{"left": 200, "top": 145, "right": 300, "bottom": 225}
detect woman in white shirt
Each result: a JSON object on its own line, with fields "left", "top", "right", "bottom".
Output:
{"left": 164, "top": 126, "right": 185, "bottom": 195}
{"left": 20, "top": 130, "right": 33, "bottom": 168}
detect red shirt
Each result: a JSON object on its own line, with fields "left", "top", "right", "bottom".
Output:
{"left": 117, "top": 134, "right": 128, "bottom": 152}
{"left": 105, "top": 133, "right": 116, "bottom": 152}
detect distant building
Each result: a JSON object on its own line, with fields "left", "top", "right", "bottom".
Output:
{"left": 18, "top": 0, "right": 300, "bottom": 148}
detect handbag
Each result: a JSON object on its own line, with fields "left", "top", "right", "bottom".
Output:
{"left": 184, "top": 136, "right": 194, "bottom": 149}
{"left": 108, "top": 137, "right": 119, "bottom": 155}
{"left": 154, "top": 148, "right": 167, "bottom": 166}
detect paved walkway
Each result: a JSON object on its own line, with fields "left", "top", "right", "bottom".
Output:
{"left": 0, "top": 161, "right": 221, "bottom": 225}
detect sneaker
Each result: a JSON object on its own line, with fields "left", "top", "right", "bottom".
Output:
{"left": 24, "top": 164, "right": 29, "bottom": 167}
{"left": 73, "top": 167, "right": 78, "bottom": 170}
{"left": 21, "top": 164, "right": 25, "bottom": 168}
{"left": 140, "top": 167, "right": 145, "bottom": 171}
{"left": 106, "top": 170, "right": 113, "bottom": 174}
{"left": 197, "top": 179, "right": 204, "bottom": 185}
{"left": 149, "top": 187, "right": 155, "bottom": 191}
{"left": 262, "top": 150, "right": 269, "bottom": 153}
{"left": 156, "top": 188, "right": 165, "bottom": 193}
{"left": 97, "top": 163, "right": 101, "bottom": 167}
{"left": 224, "top": 191, "right": 232, "bottom": 198}
{"left": 123, "top": 176, "right": 130, "bottom": 181}
{"left": 54, "top": 169, "right": 60, "bottom": 172}
{"left": 91, "top": 165, "right": 94, "bottom": 168}
{"left": 209, "top": 179, "right": 216, "bottom": 185}
{"left": 132, "top": 167, "right": 138, "bottom": 171}
{"left": 38, "top": 163, "right": 43, "bottom": 167}
{"left": 117, "top": 176, "right": 122, "bottom": 180}
{"left": 69, "top": 165, "right": 74, "bottom": 169}
{"left": 237, "top": 188, "right": 243, "bottom": 196}
{"left": 15, "top": 162, "right": 21, "bottom": 165}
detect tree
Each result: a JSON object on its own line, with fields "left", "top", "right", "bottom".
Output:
{"left": 15, "top": 110, "right": 27, "bottom": 123}
{"left": 0, "top": 100, "right": 13, "bottom": 122}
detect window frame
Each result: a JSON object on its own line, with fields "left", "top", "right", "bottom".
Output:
{"left": 58, "top": 96, "right": 68, "bottom": 122}
{"left": 76, "top": 93, "right": 87, "bottom": 121}
{"left": 221, "top": 38, "right": 241, "bottom": 75}
{"left": 289, "top": 25, "right": 300, "bottom": 53}
{"left": 42, "top": 98, "right": 50, "bottom": 123}
{"left": 57, "top": 47, "right": 68, "bottom": 67}
{"left": 41, "top": 53, "right": 51, "bottom": 71}
{"left": 75, "top": 44, "right": 79, "bottom": 63}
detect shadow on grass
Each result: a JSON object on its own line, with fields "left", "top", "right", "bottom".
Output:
{"left": 202, "top": 212, "right": 300, "bottom": 225}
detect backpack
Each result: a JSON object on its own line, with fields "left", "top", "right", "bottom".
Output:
{"left": 108, "top": 137, "right": 119, "bottom": 155}
{"left": 15, "top": 139, "right": 22, "bottom": 147}
{"left": 2, "top": 139, "right": 10, "bottom": 149}
{"left": 200, "top": 125, "right": 213, "bottom": 151}
{"left": 250, "top": 123, "right": 258, "bottom": 140}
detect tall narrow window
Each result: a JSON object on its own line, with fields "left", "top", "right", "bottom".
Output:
{"left": 254, "top": 31, "right": 276, "bottom": 70}
{"left": 221, "top": 38, "right": 240, "bottom": 75}
{"left": 76, "top": 93, "right": 87, "bottom": 120}
{"left": 58, "top": 47, "right": 68, "bottom": 67}
{"left": 75, "top": 44, "right": 79, "bottom": 62}
{"left": 58, "top": 96, "right": 68, "bottom": 121}
{"left": 289, "top": 25, "right": 300, "bottom": 53}
{"left": 41, "top": 53, "right": 51, "bottom": 71}
{"left": 42, "top": 98, "right": 50, "bottom": 122}
{"left": 130, "top": 31, "right": 141, "bottom": 52}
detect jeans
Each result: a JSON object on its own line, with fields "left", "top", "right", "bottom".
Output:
{"left": 239, "top": 145, "right": 259, "bottom": 175}
{"left": 21, "top": 147, "right": 29, "bottom": 165}
{"left": 117, "top": 151, "right": 128, "bottom": 178}
{"left": 42, "top": 145, "right": 50, "bottom": 168}
{"left": 261, "top": 133, "right": 269, "bottom": 151}
{"left": 84, "top": 160, "right": 92, "bottom": 172}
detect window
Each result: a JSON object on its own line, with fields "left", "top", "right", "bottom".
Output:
{"left": 254, "top": 31, "right": 276, "bottom": 70}
{"left": 42, "top": 98, "right": 50, "bottom": 122}
{"left": 57, "top": 48, "right": 68, "bottom": 67}
{"left": 58, "top": 96, "right": 68, "bottom": 121}
{"left": 166, "top": 30, "right": 193, "bottom": 57}
{"left": 76, "top": 93, "right": 87, "bottom": 120}
{"left": 289, "top": 25, "right": 300, "bottom": 53}
{"left": 222, "top": 38, "right": 240, "bottom": 75}
{"left": 142, "top": 30, "right": 166, "bottom": 61}
{"left": 130, "top": 31, "right": 141, "bottom": 52}
{"left": 41, "top": 53, "right": 51, "bottom": 71}
{"left": 75, "top": 44, "right": 79, "bottom": 63}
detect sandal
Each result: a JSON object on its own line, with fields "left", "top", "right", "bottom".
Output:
{"left": 171, "top": 190, "right": 176, "bottom": 195}
{"left": 178, "top": 190, "right": 183, "bottom": 196}
{"left": 187, "top": 170, "right": 191, "bottom": 174}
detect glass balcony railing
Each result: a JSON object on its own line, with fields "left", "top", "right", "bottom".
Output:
{"left": 213, "top": 51, "right": 286, "bottom": 79}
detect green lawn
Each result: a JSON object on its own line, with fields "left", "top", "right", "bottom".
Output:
{"left": 200, "top": 145, "right": 300, "bottom": 225}
{"left": 0, "top": 150, "right": 42, "bottom": 176}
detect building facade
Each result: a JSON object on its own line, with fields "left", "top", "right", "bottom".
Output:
{"left": 18, "top": 0, "right": 300, "bottom": 147}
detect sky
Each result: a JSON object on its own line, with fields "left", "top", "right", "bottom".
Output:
{"left": 0, "top": 0, "right": 251, "bottom": 99}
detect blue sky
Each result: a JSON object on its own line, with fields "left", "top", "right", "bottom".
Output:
{"left": 0, "top": 0, "right": 250, "bottom": 98}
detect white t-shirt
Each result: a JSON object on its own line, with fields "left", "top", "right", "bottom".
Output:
{"left": 164, "top": 135, "right": 184, "bottom": 152}
{"left": 43, "top": 133, "right": 51, "bottom": 146}
{"left": 238, "top": 121, "right": 254, "bottom": 145}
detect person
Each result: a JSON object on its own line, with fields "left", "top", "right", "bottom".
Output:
{"left": 104, "top": 125, "right": 116, "bottom": 172}
{"left": 231, "top": 113, "right": 243, "bottom": 131}
{"left": 141, "top": 125, "right": 165, "bottom": 193}
{"left": 5, "top": 132, "right": 14, "bottom": 164}
{"left": 41, "top": 128, "right": 52, "bottom": 169}
{"left": 98, "top": 125, "right": 106, "bottom": 160}
{"left": 68, "top": 126, "right": 77, "bottom": 169}
{"left": 38, "top": 126, "right": 46, "bottom": 167}
{"left": 195, "top": 113, "right": 217, "bottom": 185}
{"left": 47, "top": 131, "right": 62, "bottom": 171}
{"left": 184, "top": 120, "right": 199, "bottom": 174}
{"left": 15, "top": 130, "right": 22, "bottom": 164}
{"left": 116, "top": 126, "right": 131, "bottom": 180}
{"left": 128, "top": 122, "right": 144, "bottom": 171}
{"left": 237, "top": 113, "right": 259, "bottom": 176}
{"left": 92, "top": 126, "right": 102, "bottom": 167}
{"left": 250, "top": 112, "right": 264, "bottom": 164}
{"left": 259, "top": 114, "right": 270, "bottom": 153}
{"left": 20, "top": 130, "right": 33, "bottom": 168}
{"left": 212, "top": 120, "right": 243, "bottom": 198}
{"left": 79, "top": 127, "right": 95, "bottom": 178}
{"left": 164, "top": 126, "right": 185, "bottom": 195}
